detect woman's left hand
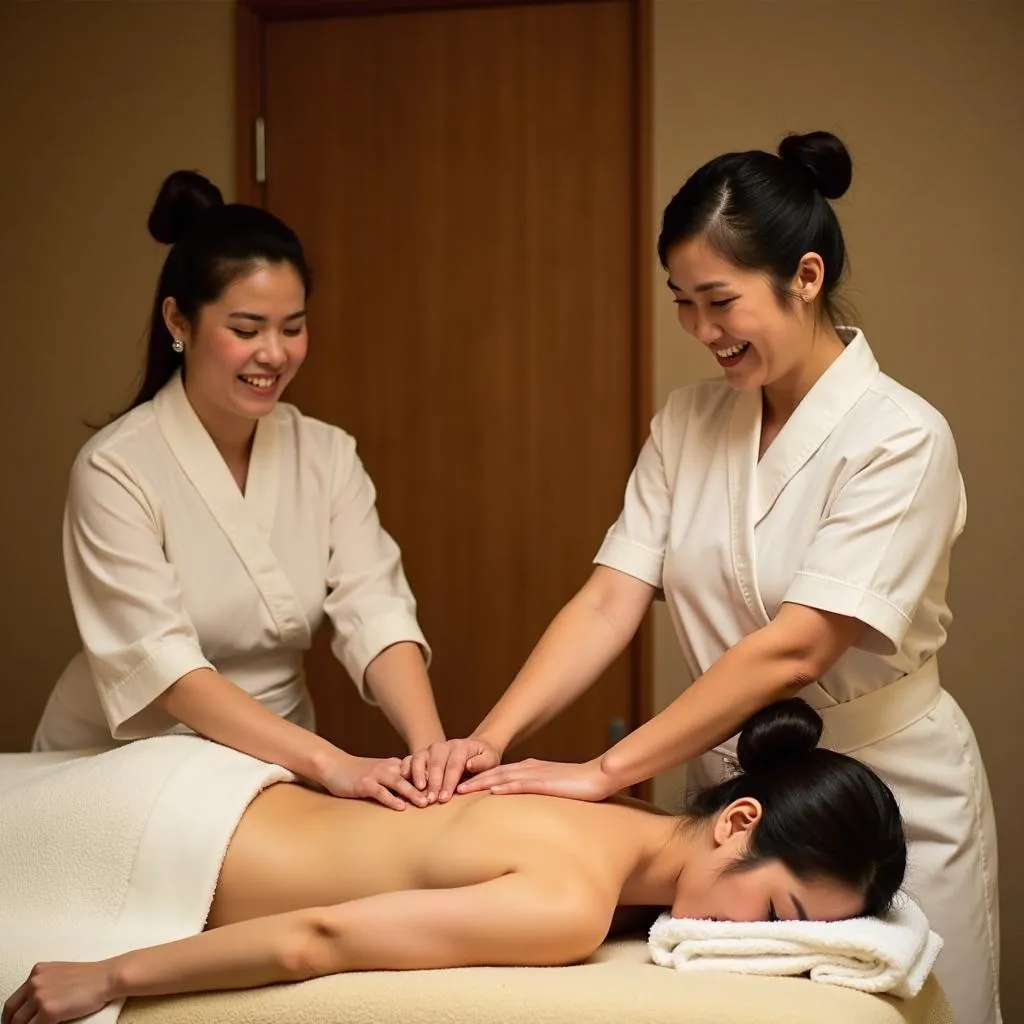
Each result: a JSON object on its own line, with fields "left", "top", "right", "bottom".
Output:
{"left": 3, "top": 961, "right": 114, "bottom": 1024}
{"left": 455, "top": 757, "right": 616, "bottom": 801}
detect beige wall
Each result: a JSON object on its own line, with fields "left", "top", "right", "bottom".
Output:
{"left": 0, "top": 0, "right": 235, "bottom": 746}
{"left": 2, "top": 0, "right": 1021, "bottom": 1014}
{"left": 648, "top": 0, "right": 1024, "bottom": 1014}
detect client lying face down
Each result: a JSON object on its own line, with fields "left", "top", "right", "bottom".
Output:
{"left": 3, "top": 699, "right": 906, "bottom": 1024}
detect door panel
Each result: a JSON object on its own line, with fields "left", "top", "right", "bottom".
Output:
{"left": 262, "top": 1, "right": 640, "bottom": 760}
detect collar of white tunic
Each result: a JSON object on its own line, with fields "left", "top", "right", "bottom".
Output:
{"left": 732, "top": 327, "right": 879, "bottom": 525}
{"left": 154, "top": 369, "right": 282, "bottom": 532}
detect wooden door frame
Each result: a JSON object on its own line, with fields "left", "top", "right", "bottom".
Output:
{"left": 235, "top": 0, "right": 655, "bottom": 797}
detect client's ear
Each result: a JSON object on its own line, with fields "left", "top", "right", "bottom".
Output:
{"left": 712, "top": 798, "right": 763, "bottom": 847}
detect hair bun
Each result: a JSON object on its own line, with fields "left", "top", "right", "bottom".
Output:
{"left": 736, "top": 698, "right": 823, "bottom": 774}
{"left": 777, "top": 131, "right": 852, "bottom": 201}
{"left": 147, "top": 170, "right": 224, "bottom": 245}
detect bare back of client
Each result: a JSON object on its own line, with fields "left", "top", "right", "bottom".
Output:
{"left": 209, "top": 783, "right": 657, "bottom": 928}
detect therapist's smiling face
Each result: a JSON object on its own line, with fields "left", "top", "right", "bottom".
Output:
{"left": 664, "top": 236, "right": 824, "bottom": 395}
{"left": 169, "top": 261, "right": 309, "bottom": 430}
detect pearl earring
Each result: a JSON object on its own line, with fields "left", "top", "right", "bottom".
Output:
{"left": 171, "top": 338, "right": 184, "bottom": 353}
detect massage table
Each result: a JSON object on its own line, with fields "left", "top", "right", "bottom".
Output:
{"left": 120, "top": 938, "right": 953, "bottom": 1024}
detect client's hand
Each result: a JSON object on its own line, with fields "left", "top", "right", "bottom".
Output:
{"left": 321, "top": 755, "right": 430, "bottom": 811}
{"left": 456, "top": 757, "right": 616, "bottom": 802}
{"left": 3, "top": 961, "right": 113, "bottom": 1024}
{"left": 403, "top": 737, "right": 502, "bottom": 804}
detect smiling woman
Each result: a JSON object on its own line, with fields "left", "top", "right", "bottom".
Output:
{"left": 31, "top": 170, "right": 452, "bottom": 809}
{"left": 417, "top": 130, "right": 1000, "bottom": 1024}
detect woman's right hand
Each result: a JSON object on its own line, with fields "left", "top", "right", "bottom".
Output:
{"left": 404, "top": 737, "right": 503, "bottom": 804}
{"left": 320, "top": 754, "right": 430, "bottom": 811}
{"left": 2, "top": 961, "right": 114, "bottom": 1024}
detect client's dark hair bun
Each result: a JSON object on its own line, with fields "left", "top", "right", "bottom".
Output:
{"left": 736, "top": 698, "right": 823, "bottom": 774}
{"left": 147, "top": 169, "right": 224, "bottom": 245}
{"left": 777, "top": 130, "right": 852, "bottom": 201}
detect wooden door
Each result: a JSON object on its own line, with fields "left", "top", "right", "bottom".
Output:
{"left": 241, "top": 0, "right": 650, "bottom": 763}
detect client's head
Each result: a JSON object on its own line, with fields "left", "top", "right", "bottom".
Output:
{"left": 672, "top": 698, "right": 906, "bottom": 923}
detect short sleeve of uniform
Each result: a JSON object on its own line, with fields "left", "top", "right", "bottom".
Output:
{"left": 63, "top": 450, "right": 214, "bottom": 740}
{"left": 783, "top": 413, "right": 965, "bottom": 655}
{"left": 593, "top": 394, "right": 681, "bottom": 586}
{"left": 323, "top": 431, "right": 431, "bottom": 702}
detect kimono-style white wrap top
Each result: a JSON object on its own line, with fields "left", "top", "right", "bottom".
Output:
{"left": 596, "top": 328, "right": 964, "bottom": 721}
{"left": 34, "top": 372, "right": 428, "bottom": 749}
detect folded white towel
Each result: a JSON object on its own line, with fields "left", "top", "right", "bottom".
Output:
{"left": 647, "top": 893, "right": 942, "bottom": 998}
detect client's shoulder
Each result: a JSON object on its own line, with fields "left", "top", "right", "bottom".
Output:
{"left": 605, "top": 793, "right": 673, "bottom": 816}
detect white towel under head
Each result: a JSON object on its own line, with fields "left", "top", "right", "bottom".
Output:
{"left": 647, "top": 892, "right": 942, "bottom": 998}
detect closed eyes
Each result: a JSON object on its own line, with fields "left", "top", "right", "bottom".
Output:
{"left": 231, "top": 328, "right": 304, "bottom": 340}
{"left": 671, "top": 297, "right": 737, "bottom": 308}
{"left": 767, "top": 896, "right": 808, "bottom": 922}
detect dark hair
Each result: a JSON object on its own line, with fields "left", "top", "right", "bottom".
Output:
{"left": 687, "top": 698, "right": 906, "bottom": 917}
{"left": 120, "top": 170, "right": 312, "bottom": 416}
{"left": 657, "top": 131, "right": 852, "bottom": 325}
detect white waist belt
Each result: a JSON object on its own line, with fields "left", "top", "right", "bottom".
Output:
{"left": 815, "top": 658, "right": 942, "bottom": 754}
{"left": 713, "top": 658, "right": 942, "bottom": 763}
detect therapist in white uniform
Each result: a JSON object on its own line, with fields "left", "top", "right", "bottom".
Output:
{"left": 419, "top": 132, "right": 1001, "bottom": 1023}
{"left": 34, "top": 170, "right": 447, "bottom": 811}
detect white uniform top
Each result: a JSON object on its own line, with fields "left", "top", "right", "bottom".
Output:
{"left": 595, "top": 328, "right": 966, "bottom": 716}
{"left": 35, "top": 372, "right": 429, "bottom": 749}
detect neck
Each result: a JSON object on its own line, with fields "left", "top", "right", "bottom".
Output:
{"left": 618, "top": 812, "right": 696, "bottom": 906}
{"left": 183, "top": 383, "right": 257, "bottom": 466}
{"left": 762, "top": 322, "right": 846, "bottom": 425}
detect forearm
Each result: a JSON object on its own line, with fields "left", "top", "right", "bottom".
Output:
{"left": 473, "top": 574, "right": 651, "bottom": 753}
{"left": 600, "top": 626, "right": 817, "bottom": 788}
{"left": 104, "top": 911, "right": 315, "bottom": 1001}
{"left": 364, "top": 642, "right": 445, "bottom": 751}
{"left": 155, "top": 668, "right": 344, "bottom": 787}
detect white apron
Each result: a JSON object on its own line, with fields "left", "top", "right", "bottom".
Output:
{"left": 596, "top": 330, "right": 1000, "bottom": 1024}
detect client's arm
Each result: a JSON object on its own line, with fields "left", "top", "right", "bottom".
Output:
{"left": 2, "top": 874, "right": 613, "bottom": 1024}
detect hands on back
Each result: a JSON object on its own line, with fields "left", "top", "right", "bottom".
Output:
{"left": 401, "top": 737, "right": 503, "bottom": 804}
{"left": 319, "top": 738, "right": 502, "bottom": 810}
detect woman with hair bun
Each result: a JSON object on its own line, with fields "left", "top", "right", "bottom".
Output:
{"left": 427, "top": 132, "right": 1000, "bottom": 1023}
{"left": 33, "top": 170, "right": 448, "bottom": 812}
{"left": 4, "top": 701, "right": 909, "bottom": 1022}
